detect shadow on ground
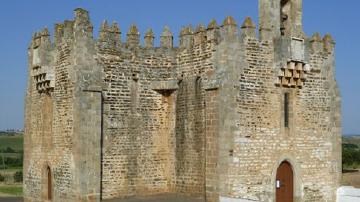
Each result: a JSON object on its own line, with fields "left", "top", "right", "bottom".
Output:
{"left": 0, "top": 194, "right": 203, "bottom": 202}
{"left": 103, "top": 193, "right": 204, "bottom": 202}
{"left": 0, "top": 198, "right": 22, "bottom": 202}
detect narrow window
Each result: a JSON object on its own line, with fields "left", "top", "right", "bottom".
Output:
{"left": 130, "top": 77, "right": 139, "bottom": 113}
{"left": 47, "top": 166, "right": 52, "bottom": 200}
{"left": 280, "top": 0, "right": 290, "bottom": 36}
{"left": 284, "top": 93, "right": 289, "bottom": 128}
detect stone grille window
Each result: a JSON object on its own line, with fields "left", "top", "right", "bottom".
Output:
{"left": 276, "top": 61, "right": 309, "bottom": 88}
{"left": 284, "top": 93, "right": 289, "bottom": 128}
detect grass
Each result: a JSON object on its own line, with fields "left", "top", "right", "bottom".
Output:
{"left": 0, "top": 134, "right": 23, "bottom": 193}
{"left": 0, "top": 185, "right": 22, "bottom": 196}
{"left": 0, "top": 168, "right": 22, "bottom": 175}
{"left": 1, "top": 153, "right": 22, "bottom": 158}
{"left": 0, "top": 135, "right": 23, "bottom": 152}
{"left": 1, "top": 168, "right": 21, "bottom": 172}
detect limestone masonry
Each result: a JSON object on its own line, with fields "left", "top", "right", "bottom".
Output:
{"left": 24, "top": 0, "right": 342, "bottom": 201}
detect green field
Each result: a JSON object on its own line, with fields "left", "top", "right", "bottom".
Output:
{"left": 0, "top": 133, "right": 23, "bottom": 197}
{"left": 0, "top": 135, "right": 23, "bottom": 152}
{"left": 0, "top": 185, "right": 22, "bottom": 196}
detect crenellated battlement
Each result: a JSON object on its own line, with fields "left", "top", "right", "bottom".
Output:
{"left": 28, "top": 7, "right": 337, "bottom": 95}
{"left": 31, "top": 27, "right": 51, "bottom": 49}
{"left": 30, "top": 8, "right": 336, "bottom": 56}
{"left": 309, "top": 32, "right": 336, "bottom": 54}
{"left": 29, "top": 8, "right": 266, "bottom": 51}
{"left": 28, "top": 7, "right": 336, "bottom": 95}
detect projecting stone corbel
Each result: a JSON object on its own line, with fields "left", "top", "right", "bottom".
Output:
{"left": 150, "top": 80, "right": 178, "bottom": 95}
{"left": 203, "top": 78, "right": 221, "bottom": 91}
{"left": 202, "top": 73, "right": 222, "bottom": 91}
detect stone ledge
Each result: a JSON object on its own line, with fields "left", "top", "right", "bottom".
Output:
{"left": 203, "top": 79, "right": 221, "bottom": 91}
{"left": 150, "top": 80, "right": 178, "bottom": 91}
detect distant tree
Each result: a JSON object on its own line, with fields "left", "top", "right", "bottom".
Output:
{"left": 4, "top": 147, "right": 16, "bottom": 153}
{"left": 0, "top": 155, "right": 5, "bottom": 169}
{"left": 0, "top": 173, "right": 4, "bottom": 182}
{"left": 343, "top": 143, "right": 359, "bottom": 149}
{"left": 342, "top": 143, "right": 360, "bottom": 169}
{"left": 4, "top": 157, "right": 22, "bottom": 168}
{"left": 13, "top": 171, "right": 23, "bottom": 182}
{"left": 342, "top": 148, "right": 353, "bottom": 166}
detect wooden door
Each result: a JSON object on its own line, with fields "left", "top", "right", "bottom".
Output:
{"left": 276, "top": 161, "right": 293, "bottom": 202}
{"left": 47, "top": 167, "right": 52, "bottom": 200}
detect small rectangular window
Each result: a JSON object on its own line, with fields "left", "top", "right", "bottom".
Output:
{"left": 284, "top": 93, "right": 289, "bottom": 128}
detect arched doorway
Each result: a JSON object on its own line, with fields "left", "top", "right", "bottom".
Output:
{"left": 47, "top": 166, "right": 52, "bottom": 200}
{"left": 276, "top": 161, "right": 293, "bottom": 202}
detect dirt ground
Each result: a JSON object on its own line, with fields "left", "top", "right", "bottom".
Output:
{"left": 341, "top": 170, "right": 360, "bottom": 188}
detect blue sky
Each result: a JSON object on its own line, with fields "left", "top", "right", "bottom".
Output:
{"left": 0, "top": 0, "right": 359, "bottom": 134}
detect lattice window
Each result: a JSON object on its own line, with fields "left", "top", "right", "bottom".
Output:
{"left": 33, "top": 66, "right": 54, "bottom": 93}
{"left": 276, "top": 61, "right": 310, "bottom": 88}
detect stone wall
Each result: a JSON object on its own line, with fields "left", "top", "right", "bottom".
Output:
{"left": 210, "top": 24, "right": 341, "bottom": 202}
{"left": 24, "top": 30, "right": 76, "bottom": 202}
{"left": 98, "top": 24, "right": 217, "bottom": 198}
{"left": 99, "top": 47, "right": 178, "bottom": 198}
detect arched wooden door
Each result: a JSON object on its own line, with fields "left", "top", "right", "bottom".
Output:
{"left": 276, "top": 161, "right": 293, "bottom": 202}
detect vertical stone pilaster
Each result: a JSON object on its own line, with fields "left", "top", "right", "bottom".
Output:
{"left": 205, "top": 89, "right": 219, "bottom": 202}
{"left": 73, "top": 90, "right": 102, "bottom": 202}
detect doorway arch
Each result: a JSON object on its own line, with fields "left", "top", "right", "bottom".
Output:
{"left": 276, "top": 161, "right": 293, "bottom": 202}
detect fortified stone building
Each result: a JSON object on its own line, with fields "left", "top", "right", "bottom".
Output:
{"left": 24, "top": 0, "right": 341, "bottom": 201}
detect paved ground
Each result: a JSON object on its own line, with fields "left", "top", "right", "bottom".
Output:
{"left": 104, "top": 194, "right": 204, "bottom": 202}
{"left": 0, "top": 198, "right": 22, "bottom": 202}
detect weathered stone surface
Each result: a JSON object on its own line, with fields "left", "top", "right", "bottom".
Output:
{"left": 24, "top": 1, "right": 341, "bottom": 202}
